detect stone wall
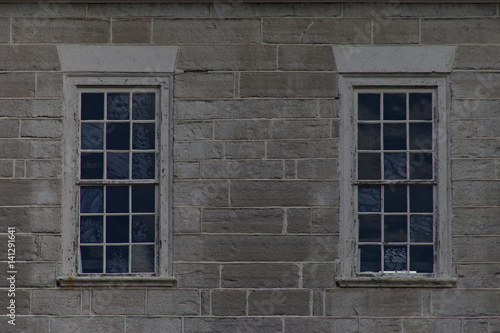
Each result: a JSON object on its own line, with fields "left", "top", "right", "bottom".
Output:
{"left": 0, "top": 2, "right": 499, "bottom": 332}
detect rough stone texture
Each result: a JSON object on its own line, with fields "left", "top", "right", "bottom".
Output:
{"left": 225, "top": 141, "right": 265, "bottom": 160}
{"left": 373, "top": 19, "right": 419, "bottom": 44}
{"left": 112, "top": 19, "right": 150, "bottom": 44}
{"left": 471, "top": 237, "right": 500, "bottom": 262}
{"left": 125, "top": 317, "right": 182, "bottom": 333}
{"left": 267, "top": 140, "right": 338, "bottom": 159}
{"left": 0, "top": 207, "right": 60, "bottom": 233}
{"left": 202, "top": 208, "right": 284, "bottom": 233}
{"left": 147, "top": 290, "right": 200, "bottom": 315}
{"left": 234, "top": 3, "right": 341, "bottom": 17}
{"left": 284, "top": 318, "right": 358, "bottom": 333}
{"left": 32, "top": 290, "right": 81, "bottom": 315}
{"left": 455, "top": 46, "right": 500, "bottom": 70}
{"left": 184, "top": 317, "right": 283, "bottom": 333}
{"left": 453, "top": 181, "right": 500, "bottom": 207}
{"left": 21, "top": 119, "right": 62, "bottom": 138}
{"left": 50, "top": 317, "right": 124, "bottom": 333}
{"left": 457, "top": 264, "right": 500, "bottom": 288}
{"left": 463, "top": 319, "right": 489, "bottom": 333}
{"left": 211, "top": 290, "right": 247, "bottom": 316}
{"left": 92, "top": 290, "right": 145, "bottom": 315}
{"left": 0, "top": 72, "right": 35, "bottom": 97}
{"left": 452, "top": 72, "right": 500, "bottom": 99}
{"left": 278, "top": 45, "right": 335, "bottom": 71}
{"left": 432, "top": 290, "right": 500, "bottom": 316}
{"left": 26, "top": 160, "right": 62, "bottom": 179}
{"left": 221, "top": 263, "right": 300, "bottom": 288}
{"left": 174, "top": 141, "right": 223, "bottom": 160}
{"left": 36, "top": 73, "right": 63, "bottom": 97}
{"left": 174, "top": 121, "right": 212, "bottom": 141}
{"left": 0, "top": 317, "right": 50, "bottom": 333}
{"left": 0, "top": 180, "right": 60, "bottom": 205}
{"left": 344, "top": 3, "right": 497, "bottom": 17}
{"left": 452, "top": 159, "right": 495, "bottom": 180}
{"left": 422, "top": 19, "right": 500, "bottom": 44}
{"left": 173, "top": 207, "right": 200, "bottom": 233}
{"left": 248, "top": 289, "right": 310, "bottom": 315}
{"left": 0, "top": 234, "right": 38, "bottom": 261}
{"left": 173, "top": 181, "right": 228, "bottom": 206}
{"left": 453, "top": 207, "right": 500, "bottom": 235}
{"left": 359, "top": 319, "right": 402, "bottom": 333}
{"left": 297, "top": 159, "right": 338, "bottom": 180}
{"left": 175, "top": 73, "right": 234, "bottom": 99}
{"left": 88, "top": 3, "right": 210, "bottom": 17}
{"left": 287, "top": 208, "right": 311, "bottom": 233}
{"left": 302, "top": 263, "right": 337, "bottom": 288}
{"left": 174, "top": 263, "right": 220, "bottom": 288}
{"left": 402, "top": 319, "right": 462, "bottom": 333}
{"left": 174, "top": 161, "right": 200, "bottom": 179}
{"left": 201, "top": 160, "right": 283, "bottom": 180}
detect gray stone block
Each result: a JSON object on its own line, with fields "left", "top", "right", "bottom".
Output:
{"left": 225, "top": 141, "right": 265, "bottom": 160}
{"left": 174, "top": 263, "right": 220, "bottom": 288}
{"left": 0, "top": 180, "right": 60, "bottom": 205}
{"left": 50, "top": 317, "right": 124, "bottom": 333}
{"left": 240, "top": 72, "right": 337, "bottom": 98}
{"left": 147, "top": 290, "right": 199, "bottom": 315}
{"left": 230, "top": 180, "right": 338, "bottom": 207}
{"left": 373, "top": 19, "right": 419, "bottom": 44}
{"left": 174, "top": 121, "right": 213, "bottom": 141}
{"left": 297, "top": 159, "right": 338, "bottom": 180}
{"left": 221, "top": 263, "right": 300, "bottom": 288}
{"left": 39, "top": 235, "right": 60, "bottom": 261}
{"left": 453, "top": 236, "right": 471, "bottom": 262}
{"left": 174, "top": 235, "right": 338, "bottom": 261}
{"left": 201, "top": 290, "right": 210, "bottom": 315}
{"left": 153, "top": 19, "right": 261, "bottom": 44}
{"left": 453, "top": 207, "right": 500, "bottom": 235}
{"left": 452, "top": 99, "right": 500, "bottom": 119}
{"left": 15, "top": 160, "right": 25, "bottom": 178}
{"left": 320, "top": 99, "right": 340, "bottom": 118}
{"left": 359, "top": 319, "right": 402, "bottom": 333}
{"left": 302, "top": 263, "right": 337, "bottom": 288}
{"left": 32, "top": 289, "right": 81, "bottom": 315}
{"left": 285, "top": 160, "right": 296, "bottom": 179}
{"left": 174, "top": 141, "right": 223, "bottom": 160}
{"left": 0, "top": 3, "right": 85, "bottom": 17}
{"left": 463, "top": 319, "right": 489, "bottom": 333}
{"left": 92, "top": 290, "right": 145, "bottom": 315}
{"left": 12, "top": 18, "right": 110, "bottom": 43}
{"left": 201, "top": 160, "right": 283, "bottom": 180}
{"left": 173, "top": 181, "right": 228, "bottom": 206}
{"left": 312, "top": 291, "right": 323, "bottom": 316}
{"left": 278, "top": 45, "right": 335, "bottom": 71}
{"left": 0, "top": 45, "right": 60, "bottom": 71}
{"left": 475, "top": 119, "right": 500, "bottom": 138}
{"left": 312, "top": 208, "right": 339, "bottom": 233}
{"left": 403, "top": 319, "right": 461, "bottom": 333}
{"left": 452, "top": 159, "right": 495, "bottom": 180}
{"left": 248, "top": 289, "right": 310, "bottom": 315}
{"left": 174, "top": 161, "right": 200, "bottom": 179}
{"left": 112, "top": 19, "right": 150, "bottom": 44}
{"left": 202, "top": 208, "right": 284, "bottom": 233}
{"left": 0, "top": 207, "right": 60, "bottom": 233}
{"left": 452, "top": 72, "right": 500, "bottom": 99}
{"left": 344, "top": 3, "right": 497, "bottom": 18}
{"left": 212, "top": 290, "right": 247, "bottom": 316}
{"left": 287, "top": 208, "right": 311, "bottom": 233}
{"left": 175, "top": 73, "right": 234, "bottom": 99}
{"left": 0, "top": 234, "right": 38, "bottom": 261}
{"left": 36, "top": 73, "right": 63, "bottom": 98}
{"left": 88, "top": 3, "right": 209, "bottom": 17}
{"left": 455, "top": 46, "right": 500, "bottom": 70}
{"left": 325, "top": 289, "right": 422, "bottom": 316}
{"left": 26, "top": 160, "right": 62, "bottom": 179}
{"left": 0, "top": 160, "right": 13, "bottom": 177}
{"left": 173, "top": 207, "right": 200, "bottom": 233}
{"left": 178, "top": 45, "right": 276, "bottom": 71}
{"left": 263, "top": 18, "right": 371, "bottom": 44}
{"left": 126, "top": 317, "right": 182, "bottom": 333}
{"left": 21, "top": 119, "right": 62, "bottom": 138}
{"left": 0, "top": 289, "right": 30, "bottom": 315}
{"left": 29, "top": 140, "right": 61, "bottom": 159}
{"left": 457, "top": 263, "right": 500, "bottom": 288}
{"left": 0, "top": 140, "right": 30, "bottom": 159}
{"left": 0, "top": 120, "right": 19, "bottom": 138}
{"left": 0, "top": 317, "right": 49, "bottom": 333}
{"left": 450, "top": 120, "right": 474, "bottom": 139}
{"left": 0, "top": 18, "right": 9, "bottom": 43}
{"left": 212, "top": 3, "right": 233, "bottom": 18}
{"left": 267, "top": 140, "right": 338, "bottom": 159}
{"left": 0, "top": 99, "right": 62, "bottom": 118}
{"left": 453, "top": 181, "right": 500, "bottom": 206}
{"left": 0, "top": 73, "right": 35, "bottom": 98}
{"left": 284, "top": 318, "right": 358, "bottom": 333}
{"left": 432, "top": 290, "right": 500, "bottom": 316}
{"left": 184, "top": 317, "right": 282, "bottom": 333}
{"left": 234, "top": 3, "right": 341, "bottom": 17}
{"left": 471, "top": 237, "right": 500, "bottom": 262}
{"left": 452, "top": 139, "right": 500, "bottom": 159}
{"left": 175, "top": 99, "right": 318, "bottom": 120}
{"left": 422, "top": 19, "right": 500, "bottom": 44}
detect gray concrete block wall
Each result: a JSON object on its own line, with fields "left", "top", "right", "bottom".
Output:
{"left": 0, "top": 2, "right": 498, "bottom": 332}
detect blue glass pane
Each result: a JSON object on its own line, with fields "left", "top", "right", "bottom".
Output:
{"left": 132, "top": 186, "right": 155, "bottom": 213}
{"left": 410, "top": 215, "right": 433, "bottom": 243}
{"left": 80, "top": 216, "right": 103, "bottom": 243}
{"left": 384, "top": 185, "right": 407, "bottom": 213}
{"left": 107, "top": 93, "right": 129, "bottom": 120}
{"left": 383, "top": 93, "right": 406, "bottom": 120}
{"left": 358, "top": 93, "right": 380, "bottom": 120}
{"left": 358, "top": 186, "right": 381, "bottom": 213}
{"left": 80, "top": 186, "right": 103, "bottom": 213}
{"left": 106, "top": 245, "right": 129, "bottom": 273}
{"left": 106, "top": 123, "right": 130, "bottom": 150}
{"left": 359, "top": 245, "right": 381, "bottom": 272}
{"left": 81, "top": 93, "right": 104, "bottom": 120}
{"left": 410, "top": 153, "right": 433, "bottom": 180}
{"left": 81, "top": 246, "right": 103, "bottom": 273}
{"left": 358, "top": 214, "right": 381, "bottom": 242}
{"left": 409, "top": 93, "right": 432, "bottom": 120}
{"left": 131, "top": 245, "right": 155, "bottom": 273}
{"left": 81, "top": 123, "right": 103, "bottom": 150}
{"left": 410, "top": 245, "right": 433, "bottom": 273}
{"left": 132, "top": 93, "right": 155, "bottom": 120}
{"left": 410, "top": 186, "right": 433, "bottom": 213}
{"left": 132, "top": 153, "right": 155, "bottom": 179}
{"left": 358, "top": 153, "right": 381, "bottom": 180}
{"left": 384, "top": 245, "right": 407, "bottom": 271}
{"left": 106, "top": 186, "right": 129, "bottom": 213}
{"left": 133, "top": 123, "right": 155, "bottom": 150}
{"left": 409, "top": 123, "right": 432, "bottom": 150}
{"left": 384, "top": 215, "right": 407, "bottom": 242}
{"left": 384, "top": 153, "right": 406, "bottom": 180}
{"left": 383, "top": 123, "right": 406, "bottom": 150}
{"left": 358, "top": 123, "right": 380, "bottom": 150}
{"left": 81, "top": 152, "right": 103, "bottom": 179}
{"left": 106, "top": 215, "right": 129, "bottom": 243}
{"left": 132, "top": 215, "right": 155, "bottom": 242}
{"left": 107, "top": 153, "right": 130, "bottom": 179}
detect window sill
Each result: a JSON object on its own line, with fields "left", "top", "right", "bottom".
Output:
{"left": 337, "top": 276, "right": 456, "bottom": 288}
{"left": 57, "top": 276, "right": 177, "bottom": 288}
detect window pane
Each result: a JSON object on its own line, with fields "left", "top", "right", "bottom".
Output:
{"left": 106, "top": 186, "right": 129, "bottom": 213}
{"left": 106, "top": 245, "right": 129, "bottom": 273}
{"left": 384, "top": 153, "right": 406, "bottom": 180}
{"left": 410, "top": 245, "right": 433, "bottom": 273}
{"left": 132, "top": 245, "right": 155, "bottom": 273}
{"left": 410, "top": 185, "right": 433, "bottom": 213}
{"left": 81, "top": 93, "right": 104, "bottom": 120}
{"left": 133, "top": 93, "right": 155, "bottom": 120}
{"left": 409, "top": 123, "right": 432, "bottom": 150}
{"left": 410, "top": 215, "right": 433, "bottom": 243}
{"left": 409, "top": 93, "right": 432, "bottom": 120}
{"left": 106, "top": 216, "right": 129, "bottom": 243}
{"left": 81, "top": 246, "right": 103, "bottom": 273}
{"left": 80, "top": 186, "right": 104, "bottom": 213}
{"left": 358, "top": 93, "right": 380, "bottom": 120}
{"left": 383, "top": 93, "right": 406, "bottom": 120}
{"left": 132, "top": 153, "right": 155, "bottom": 179}
{"left": 80, "top": 216, "right": 103, "bottom": 243}
{"left": 81, "top": 152, "right": 103, "bottom": 179}
{"left": 384, "top": 185, "right": 407, "bottom": 213}
{"left": 132, "top": 186, "right": 155, "bottom": 213}
{"left": 383, "top": 123, "right": 406, "bottom": 150}
{"left": 107, "top": 152, "right": 130, "bottom": 179}
{"left": 358, "top": 153, "right": 381, "bottom": 180}
{"left": 359, "top": 245, "right": 381, "bottom": 272}
{"left": 107, "top": 93, "right": 130, "bottom": 120}
{"left": 410, "top": 153, "right": 433, "bottom": 180}
{"left": 133, "top": 123, "right": 155, "bottom": 150}
{"left": 81, "top": 123, "right": 104, "bottom": 150}
{"left": 359, "top": 214, "right": 381, "bottom": 242}
{"left": 132, "top": 215, "right": 155, "bottom": 242}
{"left": 106, "top": 123, "right": 130, "bottom": 150}
{"left": 384, "top": 215, "right": 407, "bottom": 242}
{"left": 384, "top": 245, "right": 407, "bottom": 271}
{"left": 358, "top": 186, "right": 381, "bottom": 212}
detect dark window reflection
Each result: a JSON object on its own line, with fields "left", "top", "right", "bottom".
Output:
{"left": 131, "top": 245, "right": 155, "bottom": 272}
{"left": 384, "top": 185, "right": 407, "bottom": 213}
{"left": 409, "top": 93, "right": 432, "bottom": 120}
{"left": 359, "top": 214, "right": 381, "bottom": 242}
{"left": 409, "top": 123, "right": 432, "bottom": 150}
{"left": 133, "top": 93, "right": 155, "bottom": 120}
{"left": 358, "top": 186, "right": 381, "bottom": 213}
{"left": 132, "top": 153, "right": 155, "bottom": 179}
{"left": 81, "top": 93, "right": 104, "bottom": 120}
{"left": 106, "top": 245, "right": 129, "bottom": 273}
{"left": 358, "top": 153, "right": 381, "bottom": 180}
{"left": 132, "top": 186, "right": 155, "bottom": 213}
{"left": 384, "top": 153, "right": 406, "bottom": 180}
{"left": 81, "top": 152, "right": 103, "bottom": 179}
{"left": 410, "top": 186, "right": 433, "bottom": 213}
{"left": 384, "top": 215, "right": 407, "bottom": 242}
{"left": 359, "top": 245, "right": 381, "bottom": 272}
{"left": 133, "top": 123, "right": 155, "bottom": 150}
{"left": 81, "top": 246, "right": 103, "bottom": 273}
{"left": 106, "top": 186, "right": 129, "bottom": 213}
{"left": 80, "top": 186, "right": 103, "bottom": 213}
{"left": 383, "top": 93, "right": 406, "bottom": 120}
{"left": 410, "top": 245, "right": 433, "bottom": 273}
{"left": 384, "top": 245, "right": 407, "bottom": 271}
{"left": 106, "top": 123, "right": 130, "bottom": 150}
{"left": 107, "top": 152, "right": 130, "bottom": 179}
{"left": 107, "top": 93, "right": 129, "bottom": 120}
{"left": 132, "top": 215, "right": 155, "bottom": 242}
{"left": 358, "top": 93, "right": 380, "bottom": 120}
{"left": 410, "top": 215, "right": 433, "bottom": 243}
{"left": 106, "top": 215, "right": 129, "bottom": 243}
{"left": 384, "top": 123, "right": 406, "bottom": 150}
{"left": 410, "top": 153, "right": 433, "bottom": 179}
{"left": 80, "top": 216, "right": 103, "bottom": 243}
{"left": 81, "top": 123, "right": 104, "bottom": 150}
